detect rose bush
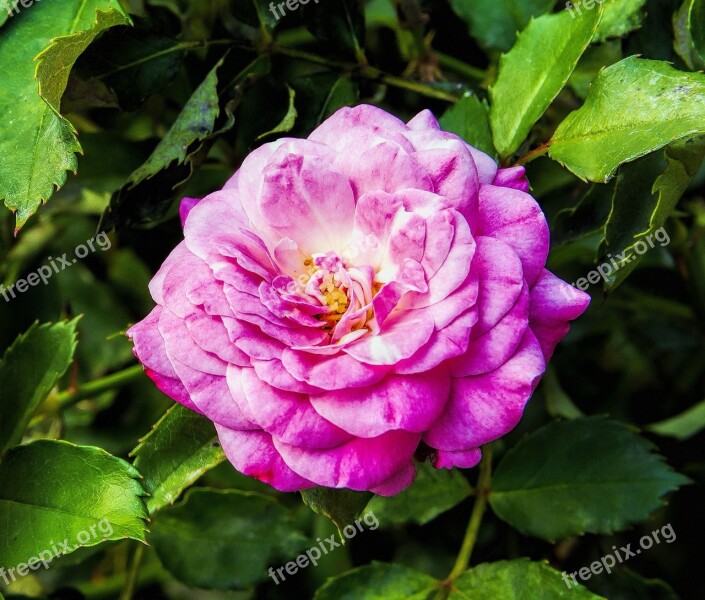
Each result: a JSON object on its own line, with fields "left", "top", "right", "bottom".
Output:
{"left": 128, "top": 104, "right": 589, "bottom": 495}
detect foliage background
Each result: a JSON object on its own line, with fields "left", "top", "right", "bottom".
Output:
{"left": 0, "top": 0, "right": 704, "bottom": 598}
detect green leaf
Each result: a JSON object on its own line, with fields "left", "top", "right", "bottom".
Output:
{"left": 439, "top": 93, "right": 496, "bottom": 158}
{"left": 549, "top": 57, "right": 705, "bottom": 182}
{"left": 594, "top": 0, "right": 647, "bottom": 42}
{"left": 598, "top": 136, "right": 705, "bottom": 289}
{"left": 646, "top": 399, "right": 705, "bottom": 440}
{"left": 301, "top": 487, "right": 372, "bottom": 533}
{"left": 449, "top": 560, "right": 605, "bottom": 599}
{"left": 542, "top": 367, "right": 584, "bottom": 419}
{"left": 449, "top": 0, "right": 557, "bottom": 52}
{"left": 313, "top": 562, "right": 438, "bottom": 600}
{"left": 0, "top": 319, "right": 79, "bottom": 454}
{"left": 256, "top": 84, "right": 298, "bottom": 140}
{"left": 489, "top": 7, "right": 602, "bottom": 158}
{"left": 303, "top": 0, "right": 366, "bottom": 62}
{"left": 131, "top": 404, "right": 226, "bottom": 515}
{"left": 35, "top": 9, "right": 130, "bottom": 114}
{"left": 367, "top": 461, "right": 471, "bottom": 526}
{"left": 0, "top": 440, "right": 148, "bottom": 570}
{"left": 0, "top": 0, "right": 130, "bottom": 229}
{"left": 689, "top": 0, "right": 705, "bottom": 63}
{"left": 489, "top": 417, "right": 690, "bottom": 541}
{"left": 149, "top": 488, "right": 308, "bottom": 590}
{"left": 101, "top": 54, "right": 269, "bottom": 229}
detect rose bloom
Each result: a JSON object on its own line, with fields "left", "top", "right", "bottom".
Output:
{"left": 128, "top": 105, "right": 589, "bottom": 495}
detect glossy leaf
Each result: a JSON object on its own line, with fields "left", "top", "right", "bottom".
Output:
{"left": 0, "top": 319, "right": 79, "bottom": 454}
{"left": 674, "top": 0, "right": 705, "bottom": 71}
{"left": 450, "top": 560, "right": 605, "bottom": 599}
{"left": 0, "top": 0, "right": 130, "bottom": 229}
{"left": 439, "top": 93, "right": 495, "bottom": 158}
{"left": 550, "top": 57, "right": 705, "bottom": 182}
{"left": 301, "top": 487, "right": 372, "bottom": 533}
{"left": 131, "top": 404, "right": 226, "bottom": 514}
{"left": 489, "top": 7, "right": 602, "bottom": 157}
{"left": 0, "top": 440, "right": 148, "bottom": 569}
{"left": 290, "top": 72, "right": 358, "bottom": 136}
{"left": 149, "top": 488, "right": 308, "bottom": 589}
{"left": 367, "top": 461, "right": 471, "bottom": 526}
{"left": 449, "top": 0, "right": 557, "bottom": 52}
{"left": 313, "top": 562, "right": 438, "bottom": 600}
{"left": 489, "top": 417, "right": 690, "bottom": 541}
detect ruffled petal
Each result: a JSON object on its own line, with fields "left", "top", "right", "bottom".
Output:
{"left": 215, "top": 426, "right": 315, "bottom": 492}
{"left": 310, "top": 368, "right": 450, "bottom": 438}
{"left": 529, "top": 269, "right": 590, "bottom": 360}
{"left": 476, "top": 185, "right": 549, "bottom": 286}
{"left": 424, "top": 330, "right": 545, "bottom": 450}
{"left": 274, "top": 430, "right": 421, "bottom": 491}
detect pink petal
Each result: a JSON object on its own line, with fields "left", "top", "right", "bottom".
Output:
{"left": 529, "top": 269, "right": 590, "bottom": 360}
{"left": 309, "top": 368, "right": 451, "bottom": 438}
{"left": 215, "top": 426, "right": 315, "bottom": 492}
{"left": 493, "top": 166, "right": 530, "bottom": 193}
{"left": 238, "top": 367, "right": 352, "bottom": 448}
{"left": 476, "top": 185, "right": 549, "bottom": 286}
{"left": 433, "top": 448, "right": 482, "bottom": 469}
{"left": 424, "top": 330, "right": 545, "bottom": 450}
{"left": 274, "top": 430, "right": 421, "bottom": 491}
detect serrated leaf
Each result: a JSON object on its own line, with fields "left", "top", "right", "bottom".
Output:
{"left": 101, "top": 54, "right": 269, "bottom": 229}
{"left": 549, "top": 57, "right": 705, "bottom": 182}
{"left": 646, "top": 399, "right": 705, "bottom": 440}
{"left": 439, "top": 93, "right": 495, "bottom": 158}
{"left": 489, "top": 7, "right": 602, "bottom": 157}
{"left": 0, "top": 319, "right": 79, "bottom": 454}
{"left": 450, "top": 560, "right": 605, "bottom": 599}
{"left": 449, "top": 0, "right": 558, "bottom": 52}
{"left": 0, "top": 440, "right": 148, "bottom": 570}
{"left": 0, "top": 0, "right": 130, "bottom": 229}
{"left": 149, "top": 488, "right": 308, "bottom": 590}
{"left": 594, "top": 0, "right": 647, "bottom": 42}
{"left": 489, "top": 417, "right": 690, "bottom": 541}
{"left": 598, "top": 136, "right": 705, "bottom": 289}
{"left": 367, "top": 461, "right": 471, "bottom": 526}
{"left": 301, "top": 487, "right": 372, "bottom": 533}
{"left": 313, "top": 562, "right": 438, "bottom": 600}
{"left": 131, "top": 404, "right": 226, "bottom": 514}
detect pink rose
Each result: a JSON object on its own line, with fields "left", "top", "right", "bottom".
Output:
{"left": 127, "top": 105, "right": 589, "bottom": 495}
